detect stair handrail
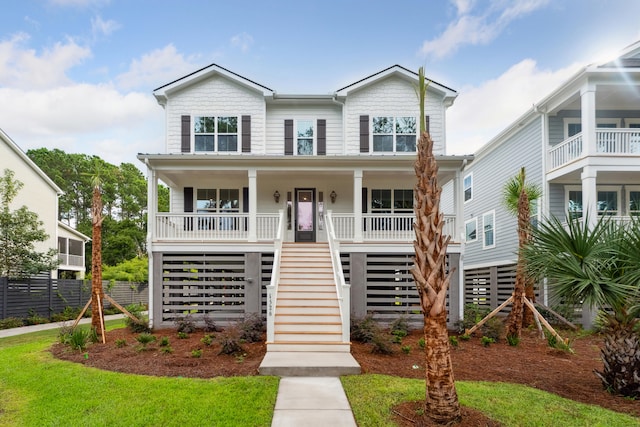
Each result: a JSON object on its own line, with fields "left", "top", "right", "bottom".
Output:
{"left": 325, "top": 210, "right": 351, "bottom": 343}
{"left": 266, "top": 209, "right": 285, "bottom": 343}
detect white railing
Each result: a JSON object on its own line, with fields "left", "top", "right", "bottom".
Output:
{"left": 325, "top": 211, "right": 350, "bottom": 343}
{"left": 155, "top": 213, "right": 279, "bottom": 241}
{"left": 58, "top": 254, "right": 84, "bottom": 267}
{"left": 330, "top": 213, "right": 457, "bottom": 242}
{"left": 266, "top": 209, "right": 285, "bottom": 343}
{"left": 549, "top": 129, "right": 640, "bottom": 169}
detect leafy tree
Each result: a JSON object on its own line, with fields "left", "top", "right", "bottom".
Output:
{"left": 523, "top": 214, "right": 640, "bottom": 397}
{"left": 101, "top": 257, "right": 148, "bottom": 282}
{"left": 410, "top": 67, "right": 460, "bottom": 423}
{"left": 0, "top": 169, "right": 58, "bottom": 277}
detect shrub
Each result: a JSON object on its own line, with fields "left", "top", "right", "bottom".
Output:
{"left": 159, "top": 336, "right": 170, "bottom": 347}
{"left": 481, "top": 316, "right": 504, "bottom": 342}
{"left": 391, "top": 334, "right": 403, "bottom": 344}
{"left": 459, "top": 334, "right": 471, "bottom": 341}
{"left": 417, "top": 337, "right": 425, "bottom": 349}
{"left": 370, "top": 333, "right": 393, "bottom": 355}
{"left": 115, "top": 339, "right": 127, "bottom": 348}
{"left": 125, "top": 315, "right": 150, "bottom": 333}
{"left": 191, "top": 349, "right": 202, "bottom": 358}
{"left": 218, "top": 327, "right": 244, "bottom": 355}
{"left": 160, "top": 346, "right": 173, "bottom": 355}
{"left": 481, "top": 336, "right": 495, "bottom": 347}
{"left": 390, "top": 315, "right": 411, "bottom": 335}
{"left": 401, "top": 345, "right": 411, "bottom": 354}
{"left": 51, "top": 306, "right": 80, "bottom": 322}
{"left": 201, "top": 335, "right": 213, "bottom": 346}
{"left": 68, "top": 328, "right": 91, "bottom": 351}
{"left": 24, "top": 309, "right": 49, "bottom": 326}
{"left": 457, "top": 303, "right": 491, "bottom": 332}
{"left": 202, "top": 314, "right": 220, "bottom": 332}
{"left": 238, "top": 314, "right": 265, "bottom": 343}
{"left": 0, "top": 317, "right": 24, "bottom": 330}
{"left": 449, "top": 335, "right": 459, "bottom": 348}
{"left": 174, "top": 315, "right": 196, "bottom": 334}
{"left": 351, "top": 314, "right": 379, "bottom": 343}
{"left": 136, "top": 333, "right": 156, "bottom": 350}
{"left": 177, "top": 331, "right": 189, "bottom": 339}
{"left": 506, "top": 334, "right": 520, "bottom": 347}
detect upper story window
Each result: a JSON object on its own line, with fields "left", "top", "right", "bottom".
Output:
{"left": 297, "top": 120, "right": 314, "bottom": 155}
{"left": 372, "top": 117, "right": 416, "bottom": 152}
{"left": 194, "top": 116, "right": 238, "bottom": 152}
{"left": 564, "top": 118, "right": 621, "bottom": 138}
{"left": 465, "top": 217, "right": 477, "bottom": 242}
{"left": 482, "top": 211, "right": 495, "bottom": 249}
{"left": 463, "top": 173, "right": 473, "bottom": 202}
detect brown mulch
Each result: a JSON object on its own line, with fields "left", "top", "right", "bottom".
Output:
{"left": 50, "top": 327, "right": 639, "bottom": 425}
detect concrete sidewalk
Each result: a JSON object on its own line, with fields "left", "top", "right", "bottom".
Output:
{"left": 271, "top": 377, "right": 357, "bottom": 427}
{"left": 0, "top": 314, "right": 126, "bottom": 339}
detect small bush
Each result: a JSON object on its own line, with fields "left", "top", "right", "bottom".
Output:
{"left": 481, "top": 336, "right": 495, "bottom": 347}
{"left": 175, "top": 315, "right": 196, "bottom": 334}
{"left": 401, "top": 345, "right": 411, "bottom": 354}
{"left": 418, "top": 337, "right": 425, "bottom": 349}
{"left": 456, "top": 303, "right": 491, "bottom": 332}
{"left": 506, "top": 334, "right": 520, "bottom": 347}
{"left": 459, "top": 334, "right": 471, "bottom": 341}
{"left": 51, "top": 306, "right": 80, "bottom": 322}
{"left": 191, "top": 349, "right": 202, "bottom": 358}
{"left": 24, "top": 309, "right": 49, "bottom": 326}
{"left": 390, "top": 315, "right": 411, "bottom": 336}
{"left": 177, "top": 331, "right": 189, "bottom": 339}
{"left": 370, "top": 333, "right": 393, "bottom": 355}
{"left": 481, "top": 317, "right": 504, "bottom": 342}
{"left": 160, "top": 346, "right": 173, "bottom": 354}
{"left": 391, "top": 334, "right": 403, "bottom": 344}
{"left": 391, "top": 329, "right": 408, "bottom": 338}
{"left": 0, "top": 317, "right": 24, "bottom": 329}
{"left": 449, "top": 335, "right": 459, "bottom": 348}
{"left": 201, "top": 335, "right": 213, "bottom": 346}
{"left": 159, "top": 336, "right": 170, "bottom": 347}
{"left": 351, "top": 314, "right": 380, "bottom": 344}
{"left": 136, "top": 333, "right": 156, "bottom": 350}
{"left": 202, "top": 314, "right": 220, "bottom": 332}
{"left": 68, "top": 328, "right": 91, "bottom": 351}
{"left": 115, "top": 339, "right": 127, "bottom": 348}
{"left": 218, "top": 327, "right": 244, "bottom": 355}
{"left": 238, "top": 314, "right": 265, "bottom": 343}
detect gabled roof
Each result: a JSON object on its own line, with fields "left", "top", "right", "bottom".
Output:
{"left": 0, "top": 127, "right": 63, "bottom": 195}
{"left": 58, "top": 221, "right": 91, "bottom": 242}
{"left": 335, "top": 64, "right": 458, "bottom": 104}
{"left": 153, "top": 63, "right": 274, "bottom": 106}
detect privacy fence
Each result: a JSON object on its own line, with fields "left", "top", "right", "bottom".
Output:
{"left": 0, "top": 276, "right": 148, "bottom": 321}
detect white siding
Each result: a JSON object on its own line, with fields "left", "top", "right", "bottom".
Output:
{"left": 265, "top": 104, "right": 342, "bottom": 155}
{"left": 344, "top": 76, "right": 446, "bottom": 155}
{"left": 165, "top": 75, "right": 265, "bottom": 154}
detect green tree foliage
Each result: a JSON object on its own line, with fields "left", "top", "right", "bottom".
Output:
{"left": 0, "top": 169, "right": 58, "bottom": 277}
{"left": 101, "top": 257, "right": 148, "bottom": 282}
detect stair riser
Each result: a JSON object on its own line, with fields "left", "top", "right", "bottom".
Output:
{"left": 277, "top": 291, "right": 335, "bottom": 299}
{"left": 274, "top": 333, "right": 342, "bottom": 342}
{"left": 277, "top": 300, "right": 339, "bottom": 308}
{"left": 273, "top": 314, "right": 341, "bottom": 323}
{"left": 278, "top": 285, "right": 336, "bottom": 292}
{"left": 265, "top": 343, "right": 351, "bottom": 353}
{"left": 276, "top": 306, "right": 340, "bottom": 315}
{"left": 275, "top": 324, "right": 342, "bottom": 333}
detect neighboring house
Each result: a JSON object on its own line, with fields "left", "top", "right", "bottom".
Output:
{"left": 138, "top": 64, "right": 473, "bottom": 349}
{"left": 462, "top": 40, "right": 640, "bottom": 327}
{"left": 0, "top": 127, "right": 88, "bottom": 279}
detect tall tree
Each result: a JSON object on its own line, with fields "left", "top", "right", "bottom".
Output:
{"left": 503, "top": 167, "right": 541, "bottom": 339}
{"left": 0, "top": 169, "right": 58, "bottom": 277}
{"left": 411, "top": 66, "right": 461, "bottom": 424}
{"left": 523, "top": 214, "right": 640, "bottom": 397}
{"left": 90, "top": 175, "right": 105, "bottom": 337}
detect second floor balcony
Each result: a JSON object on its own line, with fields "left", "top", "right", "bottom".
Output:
{"left": 549, "top": 129, "right": 640, "bottom": 170}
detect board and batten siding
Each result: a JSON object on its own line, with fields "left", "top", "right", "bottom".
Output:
{"left": 264, "top": 104, "right": 342, "bottom": 155}
{"left": 463, "top": 118, "right": 543, "bottom": 268}
{"left": 343, "top": 76, "right": 446, "bottom": 155}
{"left": 164, "top": 75, "right": 265, "bottom": 154}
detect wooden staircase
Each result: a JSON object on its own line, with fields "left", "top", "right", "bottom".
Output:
{"left": 267, "top": 242, "right": 350, "bottom": 353}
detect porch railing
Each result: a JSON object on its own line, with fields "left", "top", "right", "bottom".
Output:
{"left": 325, "top": 211, "right": 350, "bottom": 343}
{"left": 58, "top": 254, "right": 84, "bottom": 267}
{"left": 266, "top": 209, "right": 285, "bottom": 343}
{"left": 330, "top": 213, "right": 457, "bottom": 242}
{"left": 155, "top": 213, "right": 279, "bottom": 241}
{"left": 549, "top": 129, "right": 640, "bottom": 169}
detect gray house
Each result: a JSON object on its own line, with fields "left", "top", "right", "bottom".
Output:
{"left": 462, "top": 40, "right": 640, "bottom": 327}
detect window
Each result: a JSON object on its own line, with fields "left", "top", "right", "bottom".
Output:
{"left": 196, "top": 188, "right": 240, "bottom": 230}
{"left": 372, "top": 116, "right": 416, "bottom": 152}
{"left": 482, "top": 211, "right": 495, "bottom": 249}
{"left": 370, "top": 189, "right": 413, "bottom": 231}
{"left": 371, "top": 189, "right": 392, "bottom": 212}
{"left": 597, "top": 190, "right": 618, "bottom": 215}
{"left": 568, "top": 189, "right": 583, "bottom": 219}
{"left": 194, "top": 116, "right": 238, "bottom": 152}
{"left": 629, "top": 188, "right": 640, "bottom": 216}
{"left": 297, "top": 120, "right": 314, "bottom": 155}
{"left": 465, "top": 218, "right": 477, "bottom": 242}
{"left": 393, "top": 189, "right": 414, "bottom": 212}
{"left": 564, "top": 118, "right": 621, "bottom": 139}
{"left": 566, "top": 186, "right": 621, "bottom": 218}
{"left": 463, "top": 173, "right": 472, "bottom": 202}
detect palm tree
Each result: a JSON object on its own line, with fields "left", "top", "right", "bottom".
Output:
{"left": 90, "top": 175, "right": 105, "bottom": 339}
{"left": 503, "top": 167, "right": 541, "bottom": 339}
{"left": 523, "top": 213, "right": 640, "bottom": 397}
{"left": 411, "top": 66, "right": 461, "bottom": 423}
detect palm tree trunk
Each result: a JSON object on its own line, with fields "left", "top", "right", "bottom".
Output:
{"left": 90, "top": 183, "right": 104, "bottom": 337}
{"left": 411, "top": 131, "right": 460, "bottom": 423}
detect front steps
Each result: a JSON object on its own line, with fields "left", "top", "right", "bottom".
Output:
{"left": 259, "top": 242, "right": 360, "bottom": 376}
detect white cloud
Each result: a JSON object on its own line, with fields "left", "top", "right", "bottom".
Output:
{"left": 230, "top": 32, "right": 254, "bottom": 53}
{"left": 421, "top": 0, "right": 550, "bottom": 59}
{"left": 0, "top": 33, "right": 91, "bottom": 89}
{"left": 446, "top": 58, "right": 581, "bottom": 155}
{"left": 91, "top": 15, "right": 121, "bottom": 38}
{"left": 116, "top": 44, "right": 198, "bottom": 90}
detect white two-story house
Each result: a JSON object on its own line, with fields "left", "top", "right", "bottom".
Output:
{"left": 139, "top": 65, "right": 472, "bottom": 350}
{"left": 462, "top": 40, "right": 640, "bottom": 327}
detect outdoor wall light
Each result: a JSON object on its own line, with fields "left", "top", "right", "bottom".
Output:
{"left": 330, "top": 190, "right": 337, "bottom": 203}
{"left": 273, "top": 190, "right": 280, "bottom": 203}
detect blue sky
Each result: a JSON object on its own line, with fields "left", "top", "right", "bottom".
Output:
{"left": 1, "top": 0, "right": 639, "bottom": 167}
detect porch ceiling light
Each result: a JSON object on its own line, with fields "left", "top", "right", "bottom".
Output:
{"left": 330, "top": 190, "right": 337, "bottom": 203}
{"left": 273, "top": 190, "right": 280, "bottom": 203}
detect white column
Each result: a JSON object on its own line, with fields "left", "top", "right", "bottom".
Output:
{"left": 146, "top": 163, "right": 157, "bottom": 328}
{"left": 453, "top": 168, "right": 463, "bottom": 242}
{"left": 580, "top": 84, "right": 597, "bottom": 156}
{"left": 581, "top": 166, "right": 598, "bottom": 228}
{"left": 248, "top": 169, "right": 257, "bottom": 242}
{"left": 353, "top": 169, "right": 363, "bottom": 242}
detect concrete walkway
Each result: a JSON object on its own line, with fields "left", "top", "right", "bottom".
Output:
{"left": 0, "top": 314, "right": 127, "bottom": 338}
{"left": 271, "top": 377, "right": 357, "bottom": 427}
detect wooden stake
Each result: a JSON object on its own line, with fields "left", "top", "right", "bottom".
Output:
{"left": 532, "top": 310, "right": 544, "bottom": 339}
{"left": 465, "top": 296, "right": 513, "bottom": 336}
{"left": 103, "top": 294, "right": 140, "bottom": 323}
{"left": 72, "top": 298, "right": 92, "bottom": 329}
{"left": 523, "top": 298, "right": 568, "bottom": 346}
{"left": 96, "top": 293, "right": 106, "bottom": 344}
{"left": 534, "top": 301, "right": 578, "bottom": 330}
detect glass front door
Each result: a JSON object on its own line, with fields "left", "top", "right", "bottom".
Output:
{"left": 295, "top": 188, "right": 315, "bottom": 242}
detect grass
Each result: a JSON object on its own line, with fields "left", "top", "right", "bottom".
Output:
{"left": 342, "top": 374, "right": 640, "bottom": 427}
{"left": 0, "top": 320, "right": 278, "bottom": 426}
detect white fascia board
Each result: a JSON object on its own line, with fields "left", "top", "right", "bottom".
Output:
{"left": 58, "top": 221, "right": 91, "bottom": 242}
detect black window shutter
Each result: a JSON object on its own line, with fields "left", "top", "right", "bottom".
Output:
{"left": 183, "top": 187, "right": 194, "bottom": 231}
{"left": 242, "top": 115, "right": 251, "bottom": 153}
{"left": 181, "top": 115, "right": 191, "bottom": 153}
{"left": 317, "top": 119, "right": 326, "bottom": 155}
{"left": 284, "top": 119, "right": 294, "bottom": 155}
{"left": 359, "top": 115, "right": 369, "bottom": 153}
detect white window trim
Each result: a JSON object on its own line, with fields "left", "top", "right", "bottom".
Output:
{"left": 294, "top": 119, "right": 316, "bottom": 156}
{"left": 596, "top": 185, "right": 621, "bottom": 216}
{"left": 625, "top": 118, "right": 640, "bottom": 127}
{"left": 196, "top": 188, "right": 241, "bottom": 213}
{"left": 463, "top": 172, "right": 473, "bottom": 203}
{"left": 192, "top": 115, "right": 240, "bottom": 154}
{"left": 626, "top": 185, "right": 640, "bottom": 215}
{"left": 563, "top": 118, "right": 622, "bottom": 139}
{"left": 464, "top": 217, "right": 478, "bottom": 243}
{"left": 371, "top": 115, "right": 418, "bottom": 154}
{"left": 482, "top": 210, "right": 495, "bottom": 250}
{"left": 565, "top": 185, "right": 622, "bottom": 216}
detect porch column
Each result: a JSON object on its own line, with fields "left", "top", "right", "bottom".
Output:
{"left": 580, "top": 83, "right": 597, "bottom": 156}
{"left": 454, "top": 168, "right": 464, "bottom": 242}
{"left": 248, "top": 169, "right": 257, "bottom": 242}
{"left": 581, "top": 166, "right": 598, "bottom": 228}
{"left": 353, "top": 169, "right": 363, "bottom": 243}
{"left": 146, "top": 164, "right": 157, "bottom": 327}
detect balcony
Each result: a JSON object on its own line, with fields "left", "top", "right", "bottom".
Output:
{"left": 58, "top": 253, "right": 84, "bottom": 268}
{"left": 153, "top": 212, "right": 458, "bottom": 243}
{"left": 549, "top": 129, "right": 640, "bottom": 170}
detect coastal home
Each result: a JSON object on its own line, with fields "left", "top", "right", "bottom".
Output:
{"left": 462, "top": 40, "right": 640, "bottom": 327}
{"left": 138, "top": 65, "right": 472, "bottom": 352}
{"left": 0, "top": 128, "right": 89, "bottom": 279}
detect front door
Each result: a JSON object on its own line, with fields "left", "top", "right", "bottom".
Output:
{"left": 295, "top": 188, "right": 316, "bottom": 242}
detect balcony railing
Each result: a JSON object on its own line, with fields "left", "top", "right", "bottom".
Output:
{"left": 330, "top": 213, "right": 457, "bottom": 242}
{"left": 58, "top": 254, "right": 84, "bottom": 267}
{"left": 549, "top": 129, "right": 640, "bottom": 169}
